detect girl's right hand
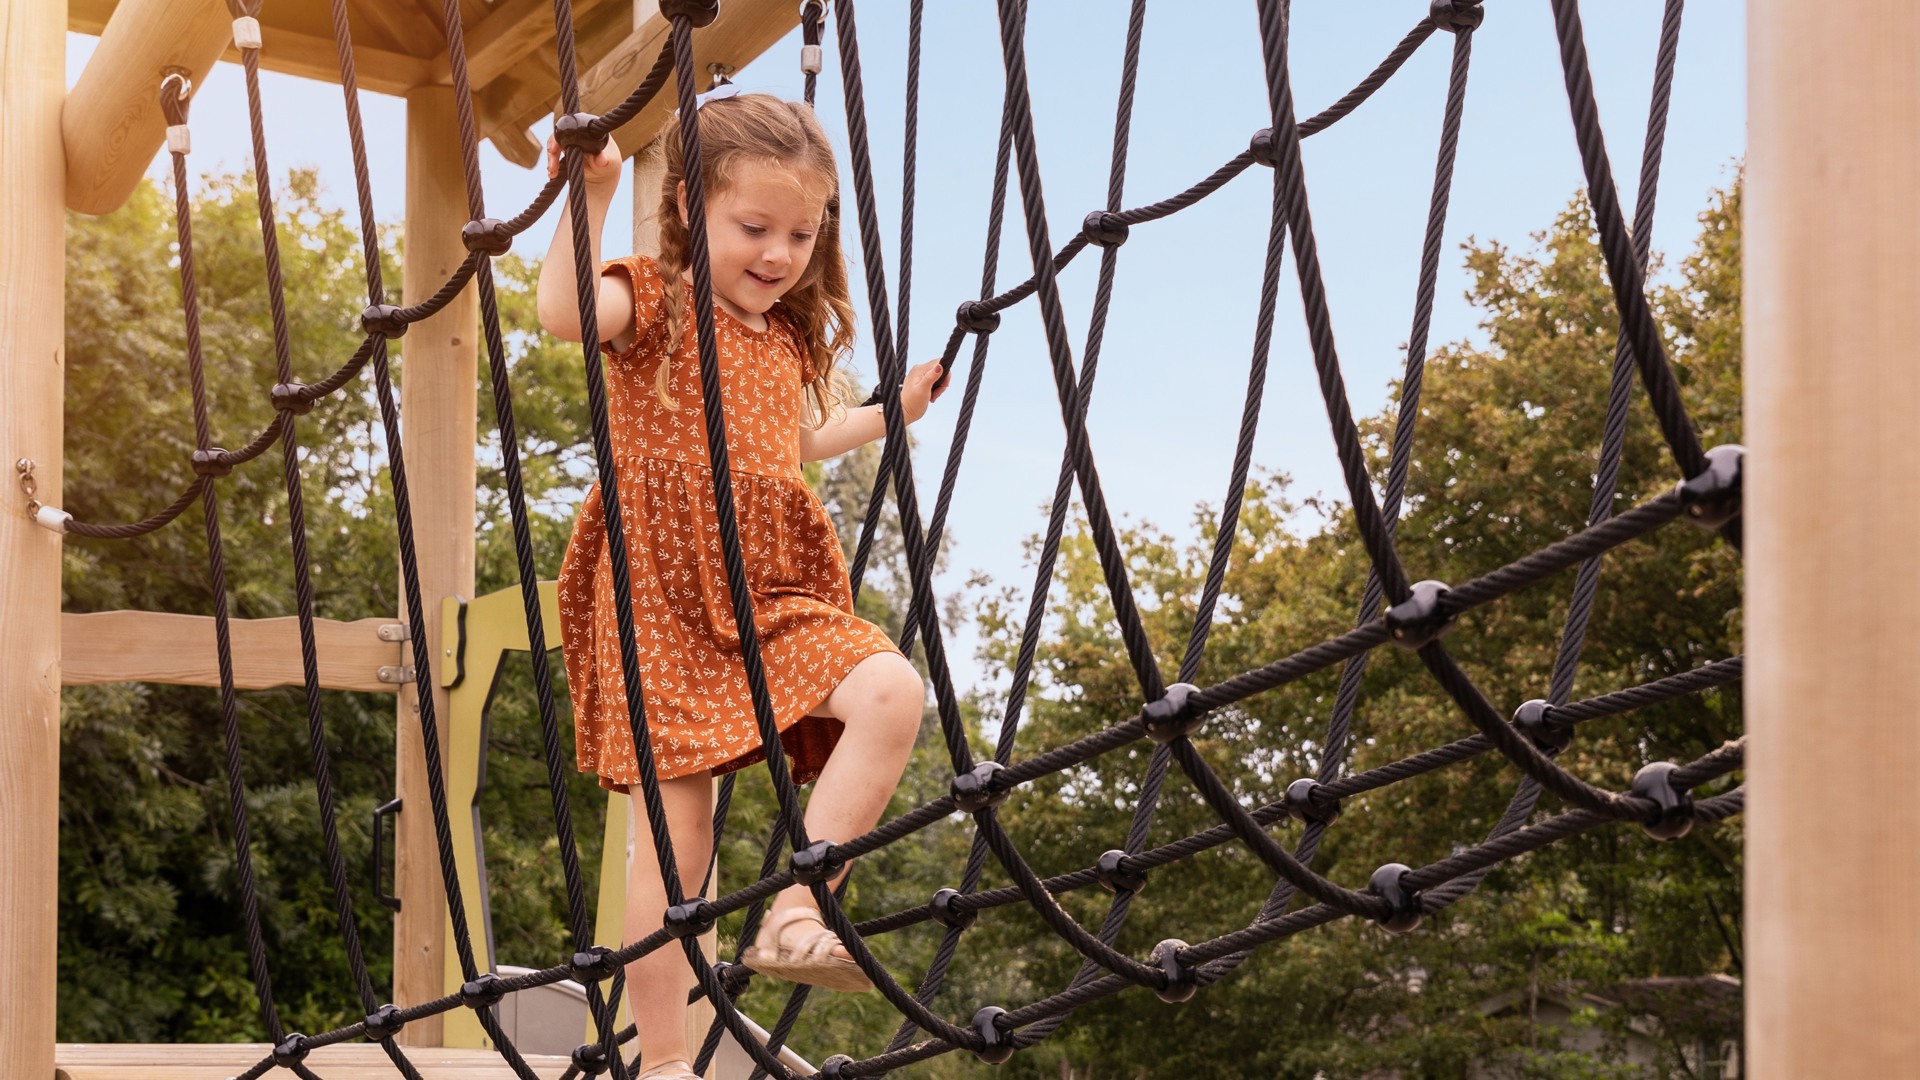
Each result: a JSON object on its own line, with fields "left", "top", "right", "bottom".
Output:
{"left": 546, "top": 132, "right": 624, "bottom": 186}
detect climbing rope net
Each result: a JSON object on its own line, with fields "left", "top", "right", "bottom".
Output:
{"left": 43, "top": 0, "right": 1746, "bottom": 1076}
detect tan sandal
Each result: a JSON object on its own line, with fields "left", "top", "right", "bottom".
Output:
{"left": 636, "top": 1059, "right": 700, "bottom": 1080}
{"left": 740, "top": 905, "right": 874, "bottom": 992}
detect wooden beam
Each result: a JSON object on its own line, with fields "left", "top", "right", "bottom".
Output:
{"left": 62, "top": 0, "right": 231, "bottom": 215}
{"left": 68, "top": 0, "right": 435, "bottom": 98}
{"left": 1, "top": 0, "right": 66, "bottom": 1074}
{"left": 432, "top": 0, "right": 610, "bottom": 94}
{"left": 58, "top": 611, "right": 405, "bottom": 693}
{"left": 479, "top": 0, "right": 800, "bottom": 168}
{"left": 394, "top": 84, "right": 480, "bottom": 1049}
{"left": 55, "top": 1042, "right": 569, "bottom": 1078}
{"left": 1747, "top": 1, "right": 1920, "bottom": 1076}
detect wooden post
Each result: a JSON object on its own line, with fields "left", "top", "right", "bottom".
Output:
{"left": 1747, "top": 2, "right": 1920, "bottom": 1075}
{"left": 394, "top": 84, "right": 479, "bottom": 1047}
{"left": 0, "top": 0, "right": 66, "bottom": 1074}
{"left": 61, "top": 0, "right": 230, "bottom": 215}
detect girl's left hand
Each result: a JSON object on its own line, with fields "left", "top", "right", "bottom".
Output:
{"left": 900, "top": 359, "right": 947, "bottom": 423}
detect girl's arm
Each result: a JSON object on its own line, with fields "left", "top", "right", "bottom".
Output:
{"left": 535, "top": 135, "right": 639, "bottom": 349}
{"left": 798, "top": 359, "right": 946, "bottom": 462}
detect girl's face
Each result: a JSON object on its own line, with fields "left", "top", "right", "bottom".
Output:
{"left": 693, "top": 160, "right": 827, "bottom": 323}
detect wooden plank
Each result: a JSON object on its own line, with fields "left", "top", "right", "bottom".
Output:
{"left": 480, "top": 0, "right": 798, "bottom": 168}
{"left": 434, "top": 0, "right": 610, "bottom": 93}
{"left": 55, "top": 1042, "right": 568, "bottom": 1079}
{"left": 1747, "top": 1, "right": 1920, "bottom": 1076}
{"left": 394, "top": 84, "right": 480, "bottom": 1048}
{"left": 59, "top": 611, "right": 404, "bottom": 693}
{"left": 1, "top": 0, "right": 68, "bottom": 1075}
{"left": 68, "top": 0, "right": 435, "bottom": 98}
{"left": 62, "top": 0, "right": 231, "bottom": 214}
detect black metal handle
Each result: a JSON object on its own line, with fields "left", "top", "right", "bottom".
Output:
{"left": 372, "top": 797, "right": 403, "bottom": 912}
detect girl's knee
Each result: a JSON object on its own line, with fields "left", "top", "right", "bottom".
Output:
{"left": 849, "top": 652, "right": 924, "bottom": 737}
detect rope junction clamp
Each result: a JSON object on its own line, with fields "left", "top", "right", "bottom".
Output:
{"left": 1385, "top": 579, "right": 1456, "bottom": 650}
{"left": 231, "top": 15, "right": 263, "bottom": 51}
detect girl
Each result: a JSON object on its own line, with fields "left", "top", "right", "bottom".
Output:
{"left": 536, "top": 94, "right": 946, "bottom": 1080}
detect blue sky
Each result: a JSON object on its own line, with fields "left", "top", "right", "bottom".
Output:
{"left": 67, "top": 2, "right": 1746, "bottom": 699}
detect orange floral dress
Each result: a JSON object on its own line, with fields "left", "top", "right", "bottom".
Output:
{"left": 559, "top": 255, "right": 900, "bottom": 791}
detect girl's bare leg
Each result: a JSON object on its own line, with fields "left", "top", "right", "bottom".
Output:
{"left": 769, "top": 652, "right": 925, "bottom": 939}
{"left": 623, "top": 772, "right": 715, "bottom": 1070}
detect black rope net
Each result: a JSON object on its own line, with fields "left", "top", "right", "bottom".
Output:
{"left": 51, "top": 0, "right": 1746, "bottom": 1076}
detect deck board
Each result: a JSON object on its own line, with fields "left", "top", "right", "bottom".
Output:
{"left": 55, "top": 1044, "right": 573, "bottom": 1080}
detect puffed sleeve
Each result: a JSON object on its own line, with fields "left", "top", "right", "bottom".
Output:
{"left": 597, "top": 254, "right": 670, "bottom": 363}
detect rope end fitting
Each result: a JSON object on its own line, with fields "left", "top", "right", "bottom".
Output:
{"left": 1368, "top": 863, "right": 1424, "bottom": 934}
{"left": 971, "top": 1005, "right": 1016, "bottom": 1065}
{"left": 1142, "top": 682, "right": 1205, "bottom": 743}
{"left": 1385, "top": 580, "right": 1456, "bottom": 651}
{"left": 232, "top": 14, "right": 263, "bottom": 51}
{"left": 32, "top": 503, "right": 71, "bottom": 534}
{"left": 1678, "top": 444, "right": 1743, "bottom": 531}
{"left": 1151, "top": 938, "right": 1199, "bottom": 1003}
{"left": 553, "top": 112, "right": 610, "bottom": 156}
{"left": 800, "top": 43, "right": 824, "bottom": 75}
{"left": 951, "top": 760, "right": 1011, "bottom": 813}
{"left": 1629, "top": 761, "right": 1695, "bottom": 840}
{"left": 1429, "top": 0, "right": 1485, "bottom": 33}
{"left": 660, "top": 0, "right": 721, "bottom": 29}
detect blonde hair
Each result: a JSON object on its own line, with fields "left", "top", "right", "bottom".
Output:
{"left": 652, "top": 93, "right": 854, "bottom": 425}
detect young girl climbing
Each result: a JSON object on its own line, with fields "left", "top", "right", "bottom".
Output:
{"left": 536, "top": 93, "right": 946, "bottom": 1079}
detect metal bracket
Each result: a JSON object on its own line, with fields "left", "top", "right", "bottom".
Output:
{"left": 378, "top": 665, "right": 417, "bottom": 685}
{"left": 376, "top": 622, "right": 410, "bottom": 643}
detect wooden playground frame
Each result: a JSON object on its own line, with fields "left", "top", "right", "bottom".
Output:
{"left": 4, "top": 0, "right": 1916, "bottom": 1076}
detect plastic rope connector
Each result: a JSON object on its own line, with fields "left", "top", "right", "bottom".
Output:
{"left": 461, "top": 217, "right": 514, "bottom": 257}
{"left": 1095, "top": 849, "right": 1146, "bottom": 894}
{"left": 459, "top": 972, "right": 506, "bottom": 1010}
{"left": 1249, "top": 128, "right": 1278, "bottom": 168}
{"left": 713, "top": 959, "right": 753, "bottom": 997}
{"left": 553, "top": 112, "right": 609, "bottom": 155}
{"left": 820, "top": 1054, "right": 856, "bottom": 1080}
{"left": 1151, "top": 938, "right": 1198, "bottom": 1003}
{"left": 1429, "top": 0, "right": 1485, "bottom": 33}
{"left": 801, "top": 43, "right": 824, "bottom": 75}
{"left": 270, "top": 381, "right": 315, "bottom": 415}
{"left": 1142, "top": 682, "right": 1205, "bottom": 743}
{"left": 663, "top": 896, "right": 716, "bottom": 938}
{"left": 951, "top": 760, "right": 1010, "bottom": 813}
{"left": 360, "top": 303, "right": 409, "bottom": 339}
{"left": 930, "top": 887, "right": 977, "bottom": 930}
{"left": 1368, "top": 863, "right": 1423, "bottom": 934}
{"left": 1285, "top": 777, "right": 1342, "bottom": 825}
{"left": 570, "top": 945, "right": 619, "bottom": 984}
{"left": 790, "top": 839, "right": 845, "bottom": 884}
{"left": 1385, "top": 580, "right": 1456, "bottom": 650}
{"left": 1678, "top": 444, "right": 1743, "bottom": 530}
{"left": 362, "top": 1004, "right": 404, "bottom": 1042}
{"left": 956, "top": 299, "right": 1002, "bottom": 335}
{"left": 231, "top": 15, "right": 263, "bottom": 50}
{"left": 166, "top": 125, "right": 191, "bottom": 155}
{"left": 1081, "top": 210, "right": 1130, "bottom": 248}
{"left": 971, "top": 1005, "right": 1015, "bottom": 1065}
{"left": 660, "top": 0, "right": 721, "bottom": 28}
{"left": 190, "top": 448, "right": 232, "bottom": 478}
{"left": 571, "top": 1043, "right": 611, "bottom": 1076}
{"left": 271, "top": 1033, "right": 310, "bottom": 1068}
{"left": 1629, "top": 761, "right": 1695, "bottom": 841}
{"left": 1513, "top": 699, "right": 1572, "bottom": 756}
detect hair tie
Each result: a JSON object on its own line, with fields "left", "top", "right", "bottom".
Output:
{"left": 694, "top": 82, "right": 742, "bottom": 110}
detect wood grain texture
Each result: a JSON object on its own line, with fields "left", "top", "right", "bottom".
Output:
{"left": 1, "top": 0, "right": 67, "bottom": 1073}
{"left": 1747, "top": 1, "right": 1920, "bottom": 1074}
{"left": 60, "top": 611, "right": 403, "bottom": 692}
{"left": 62, "top": 0, "right": 230, "bottom": 214}
{"left": 393, "top": 84, "right": 480, "bottom": 1048}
